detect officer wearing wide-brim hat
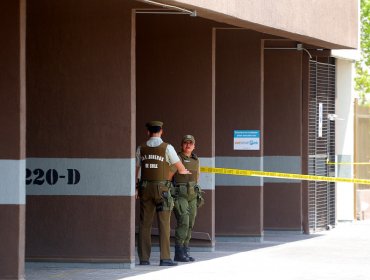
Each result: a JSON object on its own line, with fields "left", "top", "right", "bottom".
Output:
{"left": 136, "top": 121, "right": 190, "bottom": 266}
{"left": 170, "top": 134, "right": 204, "bottom": 262}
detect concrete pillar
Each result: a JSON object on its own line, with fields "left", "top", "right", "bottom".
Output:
{"left": 0, "top": 0, "right": 26, "bottom": 279}
{"left": 301, "top": 55, "right": 310, "bottom": 233}
{"left": 136, "top": 14, "right": 216, "bottom": 247}
{"left": 215, "top": 29, "right": 264, "bottom": 237}
{"left": 26, "top": 0, "right": 136, "bottom": 267}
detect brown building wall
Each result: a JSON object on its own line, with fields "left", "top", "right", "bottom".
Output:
{"left": 215, "top": 29, "right": 263, "bottom": 157}
{"left": 0, "top": 0, "right": 26, "bottom": 160}
{"left": 136, "top": 14, "right": 215, "bottom": 156}
{"left": 26, "top": 0, "right": 136, "bottom": 264}
{"left": 0, "top": 0, "right": 359, "bottom": 274}
{"left": 136, "top": 13, "right": 217, "bottom": 245}
{"left": 26, "top": 0, "right": 135, "bottom": 159}
{"left": 215, "top": 29, "right": 263, "bottom": 236}
{"left": 263, "top": 46, "right": 303, "bottom": 230}
{"left": 215, "top": 186, "right": 262, "bottom": 235}
{"left": 26, "top": 196, "right": 134, "bottom": 262}
{"left": 0, "top": 1, "right": 26, "bottom": 279}
{"left": 0, "top": 205, "right": 25, "bottom": 279}
{"left": 263, "top": 183, "right": 301, "bottom": 229}
{"left": 264, "top": 48, "right": 302, "bottom": 156}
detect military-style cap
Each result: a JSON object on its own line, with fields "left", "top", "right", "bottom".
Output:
{"left": 182, "top": 134, "right": 195, "bottom": 143}
{"left": 146, "top": 121, "right": 163, "bottom": 128}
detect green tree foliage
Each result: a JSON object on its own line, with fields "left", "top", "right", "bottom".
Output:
{"left": 355, "top": 0, "right": 370, "bottom": 105}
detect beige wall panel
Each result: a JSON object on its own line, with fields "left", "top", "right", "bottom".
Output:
{"left": 160, "top": 0, "right": 358, "bottom": 49}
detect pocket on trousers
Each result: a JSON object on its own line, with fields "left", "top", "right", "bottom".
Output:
{"left": 187, "top": 185, "right": 195, "bottom": 196}
{"left": 175, "top": 198, "right": 188, "bottom": 215}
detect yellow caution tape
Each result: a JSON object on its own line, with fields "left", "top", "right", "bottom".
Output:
{"left": 326, "top": 161, "right": 370, "bottom": 165}
{"left": 200, "top": 166, "right": 370, "bottom": 185}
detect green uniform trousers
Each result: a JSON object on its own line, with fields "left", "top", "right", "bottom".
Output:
{"left": 173, "top": 185, "right": 198, "bottom": 247}
{"left": 138, "top": 181, "right": 173, "bottom": 261}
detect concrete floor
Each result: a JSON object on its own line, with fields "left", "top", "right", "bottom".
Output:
{"left": 26, "top": 220, "right": 370, "bottom": 280}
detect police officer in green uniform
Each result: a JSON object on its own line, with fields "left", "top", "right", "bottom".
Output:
{"left": 171, "top": 135, "right": 204, "bottom": 262}
{"left": 136, "top": 121, "right": 190, "bottom": 266}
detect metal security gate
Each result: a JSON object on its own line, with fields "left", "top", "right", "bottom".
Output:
{"left": 308, "top": 60, "right": 336, "bottom": 232}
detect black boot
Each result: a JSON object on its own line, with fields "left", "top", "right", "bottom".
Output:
{"left": 174, "top": 245, "right": 190, "bottom": 262}
{"left": 159, "top": 259, "right": 178, "bottom": 266}
{"left": 184, "top": 246, "right": 195, "bottom": 262}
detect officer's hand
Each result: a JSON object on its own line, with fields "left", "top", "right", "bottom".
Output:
{"left": 135, "top": 188, "right": 139, "bottom": 199}
{"left": 179, "top": 168, "right": 191, "bottom": 174}
{"left": 175, "top": 161, "right": 191, "bottom": 175}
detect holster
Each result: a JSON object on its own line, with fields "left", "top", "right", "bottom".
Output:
{"left": 194, "top": 184, "right": 205, "bottom": 208}
{"left": 158, "top": 181, "right": 174, "bottom": 211}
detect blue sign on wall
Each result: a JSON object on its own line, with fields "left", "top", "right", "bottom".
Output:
{"left": 234, "top": 130, "right": 260, "bottom": 150}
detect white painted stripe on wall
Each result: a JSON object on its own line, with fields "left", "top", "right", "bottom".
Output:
{"left": 199, "top": 157, "right": 215, "bottom": 190}
{"left": 263, "top": 156, "right": 301, "bottom": 183}
{"left": 24, "top": 156, "right": 301, "bottom": 195}
{"left": 214, "top": 156, "right": 302, "bottom": 186}
{"left": 215, "top": 157, "right": 263, "bottom": 186}
{"left": 26, "top": 158, "right": 135, "bottom": 196}
{"left": 0, "top": 159, "right": 26, "bottom": 204}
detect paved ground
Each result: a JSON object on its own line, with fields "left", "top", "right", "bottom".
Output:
{"left": 26, "top": 220, "right": 370, "bottom": 280}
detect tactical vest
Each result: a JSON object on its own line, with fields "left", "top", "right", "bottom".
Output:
{"left": 174, "top": 152, "right": 199, "bottom": 184}
{"left": 140, "top": 142, "right": 170, "bottom": 181}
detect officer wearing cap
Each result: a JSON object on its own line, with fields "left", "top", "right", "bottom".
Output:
{"left": 170, "top": 135, "right": 204, "bottom": 262}
{"left": 136, "top": 121, "right": 190, "bottom": 266}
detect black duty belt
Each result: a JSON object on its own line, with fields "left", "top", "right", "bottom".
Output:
{"left": 175, "top": 182, "right": 196, "bottom": 187}
{"left": 142, "top": 180, "right": 170, "bottom": 183}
